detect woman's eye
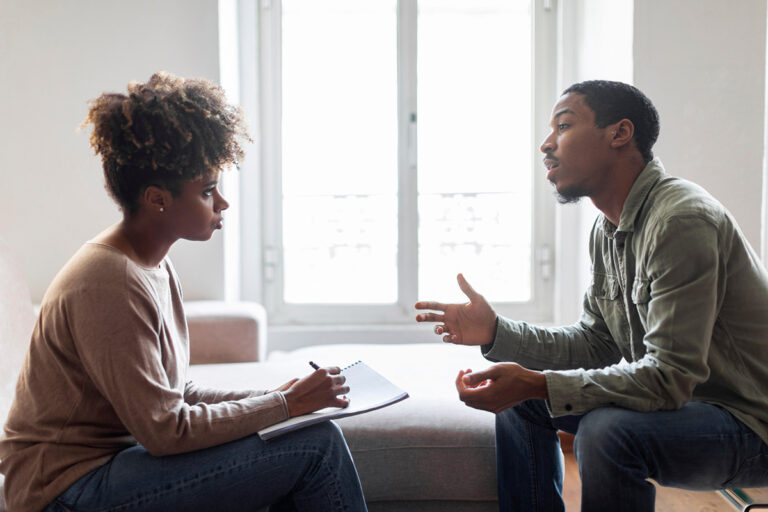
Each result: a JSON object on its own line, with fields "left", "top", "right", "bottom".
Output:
{"left": 557, "top": 123, "right": 568, "bottom": 131}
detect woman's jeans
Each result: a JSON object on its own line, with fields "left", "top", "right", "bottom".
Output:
{"left": 44, "top": 421, "right": 367, "bottom": 512}
{"left": 496, "top": 399, "right": 768, "bottom": 512}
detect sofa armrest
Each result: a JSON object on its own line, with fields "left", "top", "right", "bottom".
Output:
{"left": 184, "top": 301, "right": 267, "bottom": 364}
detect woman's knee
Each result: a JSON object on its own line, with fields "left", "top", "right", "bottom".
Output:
{"left": 288, "top": 421, "right": 349, "bottom": 457}
{"left": 307, "top": 420, "right": 345, "bottom": 443}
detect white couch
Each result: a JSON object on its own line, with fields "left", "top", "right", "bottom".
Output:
{"left": 0, "top": 239, "right": 498, "bottom": 511}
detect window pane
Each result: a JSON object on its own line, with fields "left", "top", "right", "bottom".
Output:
{"left": 417, "top": 0, "right": 533, "bottom": 303}
{"left": 282, "top": 0, "right": 398, "bottom": 304}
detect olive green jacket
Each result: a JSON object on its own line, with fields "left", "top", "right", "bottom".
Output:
{"left": 484, "top": 159, "right": 768, "bottom": 444}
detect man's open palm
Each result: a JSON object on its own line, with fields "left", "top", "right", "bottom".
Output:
{"left": 415, "top": 273, "right": 498, "bottom": 346}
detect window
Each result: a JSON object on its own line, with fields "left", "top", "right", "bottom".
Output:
{"left": 255, "top": 0, "right": 557, "bottom": 326}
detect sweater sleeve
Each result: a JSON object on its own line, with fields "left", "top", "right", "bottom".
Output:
{"left": 183, "top": 381, "right": 267, "bottom": 404}
{"left": 67, "top": 276, "right": 289, "bottom": 456}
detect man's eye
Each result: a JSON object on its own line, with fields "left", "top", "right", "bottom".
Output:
{"left": 557, "top": 123, "right": 568, "bottom": 131}
{"left": 203, "top": 188, "right": 215, "bottom": 197}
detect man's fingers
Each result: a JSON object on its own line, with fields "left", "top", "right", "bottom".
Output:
{"left": 457, "top": 273, "right": 480, "bottom": 301}
{"left": 455, "top": 369, "right": 472, "bottom": 389}
{"left": 457, "top": 380, "right": 506, "bottom": 413}
{"left": 462, "top": 367, "right": 495, "bottom": 387}
{"left": 416, "top": 311, "right": 445, "bottom": 323}
{"left": 457, "top": 385, "right": 493, "bottom": 411}
{"left": 414, "top": 301, "right": 448, "bottom": 312}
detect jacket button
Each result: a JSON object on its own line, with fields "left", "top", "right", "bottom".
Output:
{"left": 564, "top": 403, "right": 573, "bottom": 411}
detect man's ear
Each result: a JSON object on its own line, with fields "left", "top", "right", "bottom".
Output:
{"left": 609, "top": 119, "right": 635, "bottom": 149}
{"left": 142, "top": 185, "right": 172, "bottom": 214}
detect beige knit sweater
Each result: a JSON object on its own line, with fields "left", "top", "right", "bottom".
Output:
{"left": 0, "top": 243, "right": 289, "bottom": 512}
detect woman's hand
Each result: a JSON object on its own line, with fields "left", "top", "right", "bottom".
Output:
{"left": 268, "top": 378, "right": 299, "bottom": 394}
{"left": 281, "top": 367, "right": 350, "bottom": 417}
{"left": 415, "top": 273, "right": 498, "bottom": 345}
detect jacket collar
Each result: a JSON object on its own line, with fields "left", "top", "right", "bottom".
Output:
{"left": 601, "top": 158, "right": 666, "bottom": 237}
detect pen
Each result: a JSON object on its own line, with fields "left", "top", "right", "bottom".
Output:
{"left": 309, "top": 361, "right": 320, "bottom": 370}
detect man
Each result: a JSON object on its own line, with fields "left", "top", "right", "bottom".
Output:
{"left": 415, "top": 80, "right": 768, "bottom": 511}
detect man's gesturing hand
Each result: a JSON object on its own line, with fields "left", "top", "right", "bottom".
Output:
{"left": 455, "top": 364, "right": 548, "bottom": 414}
{"left": 282, "top": 367, "right": 350, "bottom": 417}
{"left": 414, "top": 273, "right": 498, "bottom": 345}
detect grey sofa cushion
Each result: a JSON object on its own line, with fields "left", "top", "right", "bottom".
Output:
{"left": 190, "top": 342, "right": 498, "bottom": 504}
{"left": 0, "top": 239, "right": 35, "bottom": 426}
{"left": 339, "top": 400, "right": 495, "bottom": 502}
{"left": 0, "top": 238, "right": 35, "bottom": 512}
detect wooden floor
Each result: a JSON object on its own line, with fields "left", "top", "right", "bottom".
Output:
{"left": 562, "top": 452, "right": 768, "bottom": 511}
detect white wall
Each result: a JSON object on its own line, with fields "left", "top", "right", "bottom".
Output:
{"left": 634, "top": 0, "right": 767, "bottom": 249}
{"left": 0, "top": 0, "right": 225, "bottom": 302}
{"left": 552, "top": 0, "right": 767, "bottom": 324}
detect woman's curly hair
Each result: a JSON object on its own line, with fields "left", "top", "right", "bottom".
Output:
{"left": 82, "top": 71, "right": 251, "bottom": 213}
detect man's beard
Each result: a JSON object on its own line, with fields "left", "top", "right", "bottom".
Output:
{"left": 550, "top": 180, "right": 588, "bottom": 204}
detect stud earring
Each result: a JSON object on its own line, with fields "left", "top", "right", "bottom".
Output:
{"left": 159, "top": 207, "right": 164, "bottom": 212}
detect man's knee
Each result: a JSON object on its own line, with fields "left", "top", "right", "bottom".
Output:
{"left": 575, "top": 407, "right": 637, "bottom": 465}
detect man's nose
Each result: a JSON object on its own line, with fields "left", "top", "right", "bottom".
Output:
{"left": 540, "top": 133, "right": 555, "bottom": 154}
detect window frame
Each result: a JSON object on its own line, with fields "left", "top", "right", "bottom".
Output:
{"left": 246, "top": 0, "right": 559, "bottom": 328}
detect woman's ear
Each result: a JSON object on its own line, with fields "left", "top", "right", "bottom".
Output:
{"left": 142, "top": 185, "right": 172, "bottom": 214}
{"left": 609, "top": 119, "right": 635, "bottom": 149}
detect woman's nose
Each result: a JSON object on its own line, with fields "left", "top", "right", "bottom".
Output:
{"left": 215, "top": 190, "right": 230, "bottom": 212}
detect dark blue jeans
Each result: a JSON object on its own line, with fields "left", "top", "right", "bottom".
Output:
{"left": 496, "top": 400, "right": 768, "bottom": 512}
{"left": 44, "top": 421, "right": 367, "bottom": 512}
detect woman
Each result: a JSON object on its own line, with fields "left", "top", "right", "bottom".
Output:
{"left": 0, "top": 72, "right": 367, "bottom": 512}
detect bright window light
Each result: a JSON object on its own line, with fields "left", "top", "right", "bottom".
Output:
{"left": 417, "top": 0, "right": 532, "bottom": 303}
{"left": 281, "top": 0, "right": 398, "bottom": 304}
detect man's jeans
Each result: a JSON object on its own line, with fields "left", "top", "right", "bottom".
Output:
{"left": 44, "top": 421, "right": 367, "bottom": 512}
{"left": 497, "top": 400, "right": 768, "bottom": 512}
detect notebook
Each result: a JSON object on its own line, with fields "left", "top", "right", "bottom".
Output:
{"left": 258, "top": 361, "right": 409, "bottom": 440}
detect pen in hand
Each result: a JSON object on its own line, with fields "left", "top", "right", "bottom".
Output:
{"left": 309, "top": 361, "right": 350, "bottom": 408}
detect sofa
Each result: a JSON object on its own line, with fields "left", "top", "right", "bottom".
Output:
{"left": 0, "top": 238, "right": 497, "bottom": 511}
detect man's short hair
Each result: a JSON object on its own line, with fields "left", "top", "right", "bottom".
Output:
{"left": 563, "top": 80, "right": 660, "bottom": 163}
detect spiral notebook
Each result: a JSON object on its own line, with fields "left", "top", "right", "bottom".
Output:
{"left": 258, "top": 361, "right": 409, "bottom": 440}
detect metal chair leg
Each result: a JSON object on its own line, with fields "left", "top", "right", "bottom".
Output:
{"left": 719, "top": 488, "right": 768, "bottom": 511}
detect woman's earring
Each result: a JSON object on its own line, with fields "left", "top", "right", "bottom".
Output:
{"left": 159, "top": 207, "right": 164, "bottom": 212}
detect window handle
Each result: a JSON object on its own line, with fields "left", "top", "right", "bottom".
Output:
{"left": 264, "top": 246, "right": 278, "bottom": 283}
{"left": 408, "top": 112, "right": 417, "bottom": 168}
{"left": 539, "top": 245, "right": 552, "bottom": 281}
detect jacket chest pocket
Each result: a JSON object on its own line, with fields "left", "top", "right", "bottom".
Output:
{"left": 631, "top": 277, "right": 652, "bottom": 330}
{"left": 592, "top": 273, "right": 620, "bottom": 300}
{"left": 590, "top": 273, "right": 626, "bottom": 337}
